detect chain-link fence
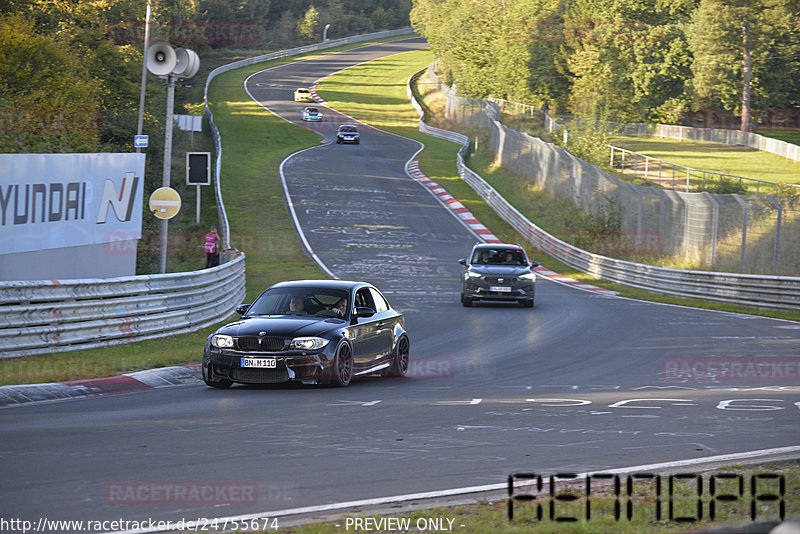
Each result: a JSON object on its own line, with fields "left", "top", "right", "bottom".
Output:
{"left": 426, "top": 67, "right": 800, "bottom": 275}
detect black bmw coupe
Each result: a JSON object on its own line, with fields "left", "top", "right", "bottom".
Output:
{"left": 202, "top": 280, "right": 409, "bottom": 388}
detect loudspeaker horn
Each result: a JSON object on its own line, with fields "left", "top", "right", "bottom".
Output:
{"left": 183, "top": 49, "right": 200, "bottom": 78}
{"left": 146, "top": 42, "right": 177, "bottom": 76}
{"left": 172, "top": 48, "right": 200, "bottom": 79}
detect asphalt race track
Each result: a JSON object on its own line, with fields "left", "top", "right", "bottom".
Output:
{"left": 1, "top": 38, "right": 799, "bottom": 531}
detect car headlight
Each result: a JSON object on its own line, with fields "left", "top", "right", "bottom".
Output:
{"left": 519, "top": 273, "right": 536, "bottom": 280}
{"left": 467, "top": 271, "right": 483, "bottom": 278}
{"left": 289, "top": 337, "right": 330, "bottom": 350}
{"left": 211, "top": 334, "right": 234, "bottom": 348}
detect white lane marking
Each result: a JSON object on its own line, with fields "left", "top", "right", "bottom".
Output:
{"left": 608, "top": 398, "right": 696, "bottom": 409}
{"left": 328, "top": 400, "right": 382, "bottom": 407}
{"left": 432, "top": 398, "right": 482, "bottom": 406}
{"left": 109, "top": 445, "right": 800, "bottom": 534}
{"left": 277, "top": 147, "right": 338, "bottom": 279}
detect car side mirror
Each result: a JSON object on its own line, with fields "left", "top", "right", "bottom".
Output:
{"left": 530, "top": 261, "right": 540, "bottom": 268}
{"left": 354, "top": 306, "right": 376, "bottom": 318}
{"left": 458, "top": 258, "right": 467, "bottom": 266}
{"left": 235, "top": 304, "right": 250, "bottom": 315}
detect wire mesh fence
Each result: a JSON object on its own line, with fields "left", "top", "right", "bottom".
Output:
{"left": 426, "top": 68, "right": 800, "bottom": 275}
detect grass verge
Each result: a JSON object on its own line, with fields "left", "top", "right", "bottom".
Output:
{"left": 0, "top": 35, "right": 415, "bottom": 386}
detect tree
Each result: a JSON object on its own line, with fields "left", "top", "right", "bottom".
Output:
{"left": 561, "top": 0, "right": 692, "bottom": 122}
{"left": 687, "top": 0, "right": 797, "bottom": 131}
{"left": 298, "top": 5, "right": 319, "bottom": 39}
{"left": 0, "top": 13, "right": 102, "bottom": 152}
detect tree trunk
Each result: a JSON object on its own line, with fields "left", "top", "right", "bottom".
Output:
{"left": 740, "top": 20, "right": 752, "bottom": 132}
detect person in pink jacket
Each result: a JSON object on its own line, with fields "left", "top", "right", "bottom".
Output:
{"left": 204, "top": 226, "right": 220, "bottom": 268}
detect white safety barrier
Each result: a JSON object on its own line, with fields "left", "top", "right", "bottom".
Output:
{"left": 0, "top": 253, "right": 245, "bottom": 358}
{"left": 408, "top": 71, "right": 800, "bottom": 311}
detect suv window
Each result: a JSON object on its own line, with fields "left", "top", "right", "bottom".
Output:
{"left": 471, "top": 248, "right": 527, "bottom": 266}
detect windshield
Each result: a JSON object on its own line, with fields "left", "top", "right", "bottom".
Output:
{"left": 339, "top": 126, "right": 357, "bottom": 132}
{"left": 471, "top": 248, "right": 527, "bottom": 266}
{"left": 247, "top": 287, "right": 349, "bottom": 318}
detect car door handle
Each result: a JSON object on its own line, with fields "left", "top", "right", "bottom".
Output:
{"left": 376, "top": 321, "right": 385, "bottom": 327}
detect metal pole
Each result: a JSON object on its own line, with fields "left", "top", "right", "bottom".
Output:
{"left": 158, "top": 73, "right": 176, "bottom": 274}
{"left": 196, "top": 185, "right": 201, "bottom": 225}
{"left": 740, "top": 201, "right": 748, "bottom": 272}
{"left": 135, "top": 0, "right": 151, "bottom": 153}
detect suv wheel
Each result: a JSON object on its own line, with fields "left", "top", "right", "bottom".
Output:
{"left": 461, "top": 293, "right": 473, "bottom": 307}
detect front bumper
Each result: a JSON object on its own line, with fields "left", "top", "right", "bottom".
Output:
{"left": 203, "top": 348, "right": 334, "bottom": 385}
{"left": 463, "top": 280, "right": 535, "bottom": 302}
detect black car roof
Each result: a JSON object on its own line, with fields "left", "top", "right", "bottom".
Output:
{"left": 269, "top": 279, "right": 370, "bottom": 291}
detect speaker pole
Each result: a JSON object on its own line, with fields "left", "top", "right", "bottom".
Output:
{"left": 158, "top": 73, "right": 176, "bottom": 274}
{"left": 136, "top": 0, "right": 151, "bottom": 154}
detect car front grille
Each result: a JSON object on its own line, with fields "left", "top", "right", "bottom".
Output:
{"left": 230, "top": 367, "right": 289, "bottom": 383}
{"left": 484, "top": 277, "right": 517, "bottom": 284}
{"left": 236, "top": 336, "right": 285, "bottom": 352}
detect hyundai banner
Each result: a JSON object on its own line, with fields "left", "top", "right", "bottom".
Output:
{"left": 0, "top": 153, "right": 145, "bottom": 255}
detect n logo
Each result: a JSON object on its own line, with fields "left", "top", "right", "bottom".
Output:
{"left": 96, "top": 172, "right": 139, "bottom": 223}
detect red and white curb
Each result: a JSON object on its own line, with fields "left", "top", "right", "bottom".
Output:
{"left": 407, "top": 161, "right": 502, "bottom": 243}
{"left": 309, "top": 83, "right": 327, "bottom": 105}
{"left": 0, "top": 365, "right": 203, "bottom": 408}
{"left": 407, "top": 160, "right": 618, "bottom": 296}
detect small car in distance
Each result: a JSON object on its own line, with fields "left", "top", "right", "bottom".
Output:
{"left": 294, "top": 88, "right": 313, "bottom": 102}
{"left": 459, "top": 243, "right": 539, "bottom": 307}
{"left": 336, "top": 124, "right": 360, "bottom": 144}
{"left": 302, "top": 107, "right": 323, "bottom": 121}
{"left": 202, "top": 280, "right": 409, "bottom": 388}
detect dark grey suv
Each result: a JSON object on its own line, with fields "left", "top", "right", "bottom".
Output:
{"left": 458, "top": 243, "right": 539, "bottom": 307}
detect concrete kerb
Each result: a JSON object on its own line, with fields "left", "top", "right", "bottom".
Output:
{"left": 0, "top": 365, "right": 203, "bottom": 408}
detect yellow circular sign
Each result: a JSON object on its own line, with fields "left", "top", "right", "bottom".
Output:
{"left": 149, "top": 187, "right": 181, "bottom": 219}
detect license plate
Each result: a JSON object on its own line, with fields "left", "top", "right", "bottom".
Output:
{"left": 490, "top": 286, "right": 512, "bottom": 293}
{"left": 241, "top": 358, "right": 276, "bottom": 368}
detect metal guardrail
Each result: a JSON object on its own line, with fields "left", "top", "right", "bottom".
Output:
{"left": 409, "top": 71, "right": 800, "bottom": 310}
{"left": 0, "top": 253, "right": 246, "bottom": 358}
